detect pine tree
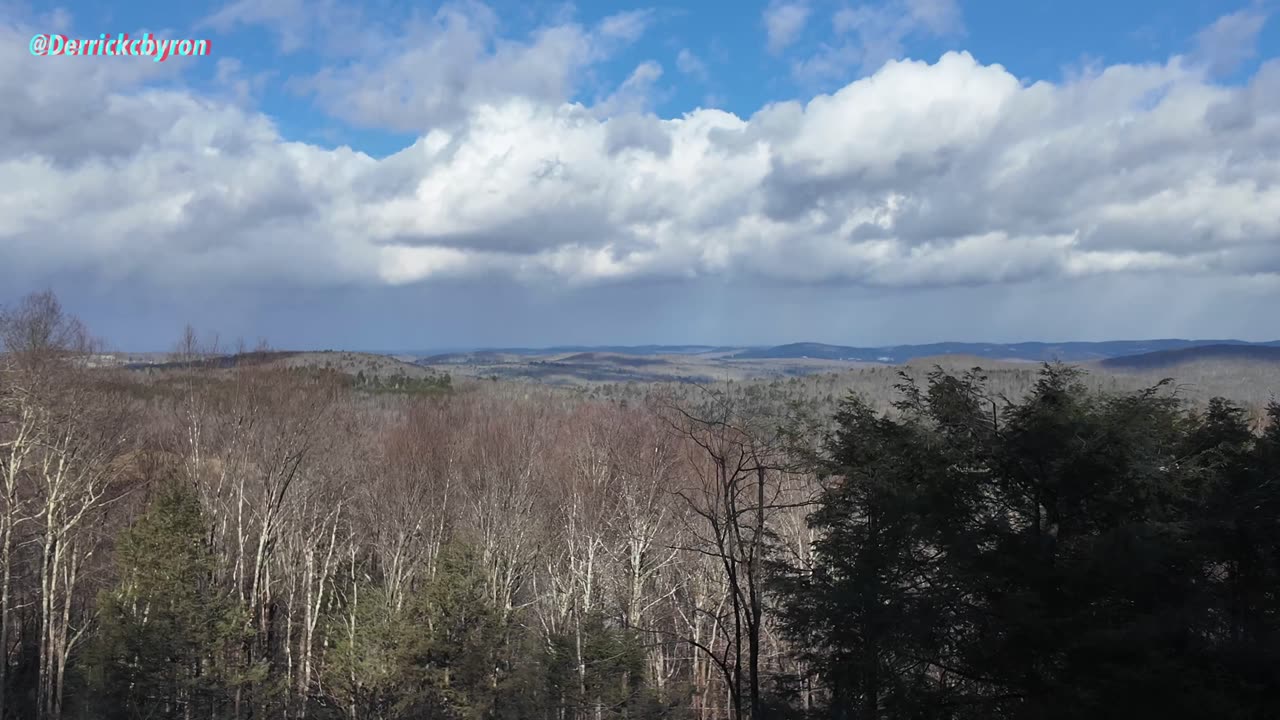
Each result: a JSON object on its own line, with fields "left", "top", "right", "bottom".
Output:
{"left": 775, "top": 365, "right": 1280, "bottom": 718}
{"left": 84, "top": 480, "right": 239, "bottom": 719}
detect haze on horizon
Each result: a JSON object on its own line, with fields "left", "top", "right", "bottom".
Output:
{"left": 3, "top": 0, "right": 1279, "bottom": 350}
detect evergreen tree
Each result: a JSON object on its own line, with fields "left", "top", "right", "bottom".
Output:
{"left": 322, "top": 543, "right": 505, "bottom": 720}
{"left": 776, "top": 365, "right": 1280, "bottom": 719}
{"left": 83, "top": 480, "right": 239, "bottom": 720}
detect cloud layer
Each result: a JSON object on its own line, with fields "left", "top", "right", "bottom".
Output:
{"left": 2, "top": 2, "right": 1279, "bottom": 346}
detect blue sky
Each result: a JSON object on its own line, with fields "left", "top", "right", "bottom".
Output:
{"left": 47, "top": 0, "right": 1280, "bottom": 155}
{"left": 2, "top": 0, "right": 1279, "bottom": 349}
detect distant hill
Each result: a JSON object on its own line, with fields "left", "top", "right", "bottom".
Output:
{"left": 115, "top": 341, "right": 1280, "bottom": 375}
{"left": 730, "top": 343, "right": 874, "bottom": 361}
{"left": 107, "top": 341, "right": 1280, "bottom": 390}
{"left": 903, "top": 354, "right": 1037, "bottom": 369}
{"left": 123, "top": 350, "right": 300, "bottom": 371}
{"left": 541, "top": 345, "right": 736, "bottom": 355}
{"left": 421, "top": 351, "right": 524, "bottom": 365}
{"left": 126, "top": 350, "right": 441, "bottom": 381}
{"left": 730, "top": 340, "right": 1280, "bottom": 363}
{"left": 1098, "top": 344, "right": 1280, "bottom": 370}
{"left": 418, "top": 346, "right": 740, "bottom": 364}
{"left": 556, "top": 352, "right": 670, "bottom": 367}
{"left": 419, "top": 345, "right": 737, "bottom": 358}
{"left": 277, "top": 351, "right": 442, "bottom": 380}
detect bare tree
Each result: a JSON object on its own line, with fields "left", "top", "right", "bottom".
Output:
{"left": 0, "top": 292, "right": 139, "bottom": 720}
{"left": 659, "top": 388, "right": 802, "bottom": 720}
{"left": 604, "top": 406, "right": 683, "bottom": 706}
{"left": 275, "top": 449, "right": 348, "bottom": 719}
{"left": 463, "top": 396, "right": 546, "bottom": 625}
{"left": 169, "top": 323, "right": 220, "bottom": 367}
{"left": 360, "top": 400, "right": 460, "bottom": 615}
{"left": 0, "top": 292, "right": 88, "bottom": 368}
{"left": 1, "top": 307, "right": 839, "bottom": 719}
{"left": 33, "top": 381, "right": 132, "bottom": 720}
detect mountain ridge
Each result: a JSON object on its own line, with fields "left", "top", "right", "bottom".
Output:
{"left": 731, "top": 339, "right": 1280, "bottom": 362}
{"left": 1098, "top": 344, "right": 1280, "bottom": 370}
{"left": 415, "top": 339, "right": 1280, "bottom": 364}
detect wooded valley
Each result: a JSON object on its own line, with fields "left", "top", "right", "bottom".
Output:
{"left": 1, "top": 290, "right": 1277, "bottom": 719}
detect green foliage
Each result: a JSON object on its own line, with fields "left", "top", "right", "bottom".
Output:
{"left": 541, "top": 614, "right": 656, "bottom": 718}
{"left": 322, "top": 543, "right": 506, "bottom": 719}
{"left": 352, "top": 370, "right": 453, "bottom": 396}
{"left": 51, "top": 352, "right": 1280, "bottom": 720}
{"left": 82, "top": 480, "right": 240, "bottom": 720}
{"left": 775, "top": 364, "right": 1280, "bottom": 719}
{"left": 320, "top": 543, "right": 682, "bottom": 720}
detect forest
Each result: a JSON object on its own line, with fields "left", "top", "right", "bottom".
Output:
{"left": 0, "top": 290, "right": 1277, "bottom": 720}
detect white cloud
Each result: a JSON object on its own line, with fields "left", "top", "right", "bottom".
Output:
{"left": 198, "top": 0, "right": 361, "bottom": 54}
{"left": 1193, "top": 7, "right": 1269, "bottom": 76}
{"left": 764, "top": 1, "right": 810, "bottom": 54}
{"left": 596, "top": 9, "right": 653, "bottom": 42}
{"left": 676, "top": 48, "right": 708, "bottom": 82}
{"left": 3, "top": 10, "right": 1280, "bottom": 324}
{"left": 800, "top": 0, "right": 963, "bottom": 81}
{"left": 212, "top": 58, "right": 275, "bottom": 107}
{"left": 594, "top": 61, "right": 665, "bottom": 116}
{"left": 901, "top": 0, "right": 963, "bottom": 36}
{"left": 269, "top": 4, "right": 652, "bottom": 132}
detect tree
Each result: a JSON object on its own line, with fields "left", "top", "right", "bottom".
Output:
{"left": 1182, "top": 398, "right": 1280, "bottom": 715}
{"left": 777, "top": 364, "right": 1280, "bottom": 718}
{"left": 86, "top": 478, "right": 239, "bottom": 719}
{"left": 660, "top": 387, "right": 804, "bottom": 720}
{"left": 1, "top": 291, "right": 137, "bottom": 720}
{"left": 1, "top": 291, "right": 91, "bottom": 720}
{"left": 321, "top": 542, "right": 502, "bottom": 720}
{"left": 774, "top": 369, "right": 993, "bottom": 718}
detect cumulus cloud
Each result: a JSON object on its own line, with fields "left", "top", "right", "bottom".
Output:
{"left": 285, "top": 5, "right": 651, "bottom": 132}
{"left": 199, "top": 0, "right": 313, "bottom": 52}
{"left": 676, "top": 48, "right": 708, "bottom": 82}
{"left": 3, "top": 5, "right": 1280, "bottom": 341}
{"left": 795, "top": 0, "right": 963, "bottom": 81}
{"left": 211, "top": 58, "right": 276, "bottom": 107}
{"left": 1192, "top": 6, "right": 1269, "bottom": 77}
{"left": 594, "top": 61, "right": 666, "bottom": 116}
{"left": 764, "top": 1, "right": 810, "bottom": 54}
{"left": 198, "top": 0, "right": 367, "bottom": 55}
{"left": 596, "top": 9, "right": 653, "bottom": 42}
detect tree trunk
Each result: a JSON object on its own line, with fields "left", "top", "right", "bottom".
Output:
{"left": 0, "top": 509, "right": 14, "bottom": 720}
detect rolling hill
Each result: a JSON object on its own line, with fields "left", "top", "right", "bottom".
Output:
{"left": 124, "top": 350, "right": 443, "bottom": 381}
{"left": 416, "top": 344, "right": 736, "bottom": 359}
{"left": 1098, "top": 344, "right": 1280, "bottom": 370}
{"left": 729, "top": 339, "right": 1280, "bottom": 363}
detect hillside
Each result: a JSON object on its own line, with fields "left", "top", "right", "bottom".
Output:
{"left": 1098, "top": 344, "right": 1280, "bottom": 370}
{"left": 730, "top": 339, "right": 1280, "bottom": 363}
{"left": 124, "top": 350, "right": 444, "bottom": 381}
{"left": 420, "top": 345, "right": 735, "bottom": 359}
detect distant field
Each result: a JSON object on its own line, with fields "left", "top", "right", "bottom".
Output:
{"left": 773, "top": 359, "right": 1276, "bottom": 425}
{"left": 416, "top": 350, "right": 887, "bottom": 385}
{"left": 570, "top": 353, "right": 1280, "bottom": 427}
{"left": 277, "top": 351, "right": 440, "bottom": 380}
{"left": 417, "top": 348, "right": 1276, "bottom": 404}
{"left": 102, "top": 346, "right": 1280, "bottom": 423}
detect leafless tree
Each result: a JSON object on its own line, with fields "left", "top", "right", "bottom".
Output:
{"left": 658, "top": 387, "right": 807, "bottom": 720}
{"left": 1, "top": 292, "right": 135, "bottom": 720}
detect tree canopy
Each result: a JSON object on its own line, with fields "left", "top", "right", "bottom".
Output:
{"left": 775, "top": 364, "right": 1280, "bottom": 718}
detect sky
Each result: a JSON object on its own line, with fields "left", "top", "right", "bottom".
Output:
{"left": 1, "top": 0, "right": 1279, "bottom": 351}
